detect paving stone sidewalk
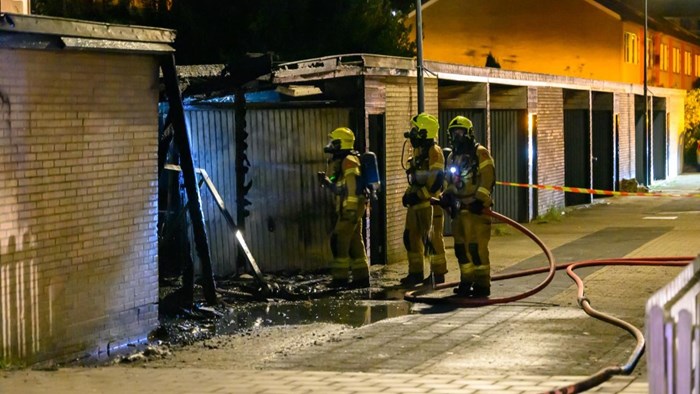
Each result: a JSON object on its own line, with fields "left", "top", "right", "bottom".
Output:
{"left": 2, "top": 174, "right": 699, "bottom": 394}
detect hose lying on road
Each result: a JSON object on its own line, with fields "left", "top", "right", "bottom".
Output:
{"left": 547, "top": 257, "right": 691, "bottom": 394}
{"left": 404, "top": 208, "right": 694, "bottom": 393}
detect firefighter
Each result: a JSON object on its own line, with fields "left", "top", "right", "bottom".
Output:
{"left": 318, "top": 127, "right": 370, "bottom": 288}
{"left": 441, "top": 116, "right": 495, "bottom": 297}
{"left": 400, "top": 113, "right": 446, "bottom": 287}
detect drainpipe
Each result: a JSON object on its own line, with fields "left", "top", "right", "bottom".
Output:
{"left": 416, "top": 0, "right": 425, "bottom": 113}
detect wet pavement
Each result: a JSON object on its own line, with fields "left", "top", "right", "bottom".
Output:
{"left": 2, "top": 173, "right": 700, "bottom": 393}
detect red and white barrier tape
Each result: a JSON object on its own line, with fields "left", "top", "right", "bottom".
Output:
{"left": 496, "top": 181, "right": 700, "bottom": 198}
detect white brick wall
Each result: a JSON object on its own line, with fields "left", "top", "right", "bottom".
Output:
{"left": 0, "top": 49, "right": 159, "bottom": 364}
{"left": 536, "top": 87, "right": 566, "bottom": 214}
{"left": 384, "top": 77, "right": 438, "bottom": 264}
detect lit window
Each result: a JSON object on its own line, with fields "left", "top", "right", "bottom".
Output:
{"left": 624, "top": 32, "right": 638, "bottom": 64}
{"left": 684, "top": 51, "right": 692, "bottom": 75}
{"left": 695, "top": 54, "right": 700, "bottom": 77}
{"left": 660, "top": 43, "right": 669, "bottom": 71}
{"left": 673, "top": 47, "right": 680, "bottom": 73}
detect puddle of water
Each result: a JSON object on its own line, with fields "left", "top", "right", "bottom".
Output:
{"left": 217, "top": 295, "right": 412, "bottom": 334}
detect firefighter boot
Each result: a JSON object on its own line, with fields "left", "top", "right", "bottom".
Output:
{"left": 454, "top": 261, "right": 476, "bottom": 296}
{"left": 329, "top": 257, "right": 350, "bottom": 288}
{"left": 453, "top": 281, "right": 473, "bottom": 296}
{"left": 424, "top": 272, "right": 445, "bottom": 286}
{"left": 401, "top": 250, "right": 425, "bottom": 287}
{"left": 400, "top": 272, "right": 424, "bottom": 287}
{"left": 471, "top": 264, "right": 491, "bottom": 297}
{"left": 350, "top": 258, "right": 370, "bottom": 289}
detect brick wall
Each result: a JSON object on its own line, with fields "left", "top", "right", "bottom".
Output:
{"left": 617, "top": 92, "right": 635, "bottom": 180}
{"left": 535, "top": 87, "right": 565, "bottom": 214}
{"left": 383, "top": 77, "right": 438, "bottom": 264}
{"left": 0, "top": 49, "right": 159, "bottom": 364}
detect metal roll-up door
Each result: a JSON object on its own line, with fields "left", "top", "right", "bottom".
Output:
{"left": 491, "top": 110, "right": 528, "bottom": 222}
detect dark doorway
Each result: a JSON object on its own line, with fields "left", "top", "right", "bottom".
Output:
{"left": 652, "top": 99, "right": 667, "bottom": 181}
{"left": 591, "top": 92, "right": 615, "bottom": 197}
{"left": 564, "top": 109, "right": 591, "bottom": 206}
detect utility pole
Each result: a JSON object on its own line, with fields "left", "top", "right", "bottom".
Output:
{"left": 416, "top": 0, "right": 425, "bottom": 113}
{"left": 644, "top": 0, "right": 650, "bottom": 186}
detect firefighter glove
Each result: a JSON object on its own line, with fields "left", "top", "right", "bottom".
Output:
{"left": 440, "top": 193, "right": 461, "bottom": 218}
{"left": 467, "top": 200, "right": 484, "bottom": 215}
{"left": 402, "top": 192, "right": 421, "bottom": 207}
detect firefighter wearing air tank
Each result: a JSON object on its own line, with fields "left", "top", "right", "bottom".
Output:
{"left": 318, "top": 127, "right": 370, "bottom": 288}
{"left": 400, "top": 113, "right": 447, "bottom": 287}
{"left": 441, "top": 116, "right": 495, "bottom": 297}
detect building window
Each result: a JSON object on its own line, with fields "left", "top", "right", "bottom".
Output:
{"left": 684, "top": 51, "right": 692, "bottom": 75}
{"left": 646, "top": 38, "right": 653, "bottom": 68}
{"left": 672, "top": 47, "right": 681, "bottom": 73}
{"left": 624, "top": 32, "right": 638, "bottom": 64}
{"left": 660, "top": 43, "right": 669, "bottom": 71}
{"left": 695, "top": 54, "right": 700, "bottom": 77}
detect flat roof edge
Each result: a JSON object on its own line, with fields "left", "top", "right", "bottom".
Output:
{"left": 273, "top": 53, "right": 686, "bottom": 96}
{"left": 0, "top": 12, "right": 175, "bottom": 44}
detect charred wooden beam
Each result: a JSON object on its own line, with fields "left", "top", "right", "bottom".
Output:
{"left": 160, "top": 54, "right": 218, "bottom": 305}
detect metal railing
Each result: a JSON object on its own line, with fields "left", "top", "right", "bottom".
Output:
{"left": 646, "top": 254, "right": 700, "bottom": 394}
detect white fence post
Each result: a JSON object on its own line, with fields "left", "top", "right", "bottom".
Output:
{"left": 645, "top": 255, "right": 700, "bottom": 394}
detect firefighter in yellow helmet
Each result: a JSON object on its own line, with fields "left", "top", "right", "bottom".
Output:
{"left": 441, "top": 116, "right": 495, "bottom": 297}
{"left": 318, "top": 127, "right": 370, "bottom": 288}
{"left": 400, "top": 113, "right": 447, "bottom": 287}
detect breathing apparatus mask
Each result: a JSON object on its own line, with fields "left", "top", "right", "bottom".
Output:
{"left": 324, "top": 139, "right": 342, "bottom": 155}
{"left": 450, "top": 128, "right": 477, "bottom": 157}
{"left": 403, "top": 127, "right": 432, "bottom": 148}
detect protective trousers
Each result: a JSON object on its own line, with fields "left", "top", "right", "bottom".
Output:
{"left": 404, "top": 204, "right": 432, "bottom": 276}
{"left": 330, "top": 209, "right": 368, "bottom": 282}
{"left": 429, "top": 206, "right": 447, "bottom": 275}
{"left": 452, "top": 210, "right": 491, "bottom": 289}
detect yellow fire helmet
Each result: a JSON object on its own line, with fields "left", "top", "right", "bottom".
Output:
{"left": 447, "top": 116, "right": 474, "bottom": 136}
{"left": 328, "top": 127, "right": 355, "bottom": 150}
{"left": 410, "top": 113, "right": 439, "bottom": 140}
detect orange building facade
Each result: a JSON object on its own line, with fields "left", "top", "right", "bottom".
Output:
{"left": 412, "top": 0, "right": 700, "bottom": 90}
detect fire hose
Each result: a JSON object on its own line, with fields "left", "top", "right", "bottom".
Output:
{"left": 404, "top": 208, "right": 693, "bottom": 393}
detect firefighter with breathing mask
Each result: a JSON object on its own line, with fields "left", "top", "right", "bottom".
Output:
{"left": 318, "top": 127, "right": 370, "bottom": 288}
{"left": 400, "top": 113, "right": 447, "bottom": 287}
{"left": 440, "top": 116, "right": 495, "bottom": 297}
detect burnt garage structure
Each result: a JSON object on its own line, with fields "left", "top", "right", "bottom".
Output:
{"left": 175, "top": 54, "right": 685, "bottom": 275}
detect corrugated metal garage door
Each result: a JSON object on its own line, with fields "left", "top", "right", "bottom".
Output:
{"left": 491, "top": 110, "right": 528, "bottom": 222}
{"left": 181, "top": 106, "right": 352, "bottom": 275}
{"left": 184, "top": 109, "right": 238, "bottom": 276}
